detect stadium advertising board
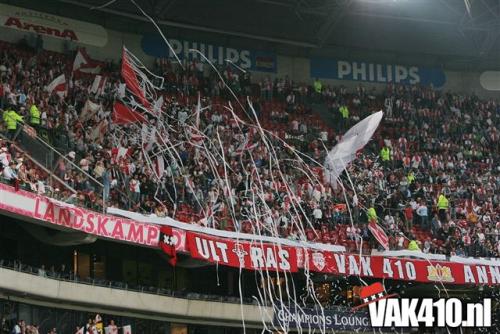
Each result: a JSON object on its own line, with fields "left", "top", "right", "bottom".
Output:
{"left": 1, "top": 183, "right": 499, "bottom": 284}
{"left": 273, "top": 306, "right": 371, "bottom": 331}
{"left": 141, "top": 34, "right": 277, "bottom": 72}
{"left": 310, "top": 58, "right": 446, "bottom": 87}
{"left": 0, "top": 3, "right": 108, "bottom": 47}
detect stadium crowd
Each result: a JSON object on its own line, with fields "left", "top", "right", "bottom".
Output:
{"left": 0, "top": 39, "right": 499, "bottom": 258}
{"left": 2, "top": 314, "right": 122, "bottom": 334}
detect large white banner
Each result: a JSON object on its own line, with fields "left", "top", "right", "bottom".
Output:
{"left": 0, "top": 4, "right": 108, "bottom": 47}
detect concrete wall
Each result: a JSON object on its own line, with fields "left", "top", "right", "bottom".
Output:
{"left": 0, "top": 267, "right": 268, "bottom": 328}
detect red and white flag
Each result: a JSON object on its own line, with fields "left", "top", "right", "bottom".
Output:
{"left": 73, "top": 48, "right": 101, "bottom": 74}
{"left": 46, "top": 74, "right": 66, "bottom": 98}
{"left": 235, "top": 141, "right": 258, "bottom": 155}
{"left": 122, "top": 325, "right": 132, "bottom": 334}
{"left": 368, "top": 220, "right": 389, "bottom": 250}
{"left": 189, "top": 93, "right": 205, "bottom": 145}
{"left": 141, "top": 123, "right": 157, "bottom": 151}
{"left": 121, "top": 47, "right": 150, "bottom": 108}
{"left": 90, "top": 75, "right": 107, "bottom": 95}
{"left": 111, "top": 146, "right": 132, "bottom": 163}
{"left": 154, "top": 156, "right": 165, "bottom": 179}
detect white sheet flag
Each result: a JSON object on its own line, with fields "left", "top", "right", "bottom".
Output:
{"left": 324, "top": 111, "right": 383, "bottom": 187}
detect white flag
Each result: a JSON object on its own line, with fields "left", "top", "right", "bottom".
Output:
{"left": 91, "top": 75, "right": 107, "bottom": 95}
{"left": 153, "top": 95, "right": 164, "bottom": 115}
{"left": 118, "top": 83, "right": 126, "bottom": 98}
{"left": 80, "top": 99, "right": 102, "bottom": 122}
{"left": 324, "top": 111, "right": 383, "bottom": 187}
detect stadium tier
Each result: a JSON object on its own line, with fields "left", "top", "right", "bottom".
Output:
{"left": 0, "top": 0, "right": 499, "bottom": 333}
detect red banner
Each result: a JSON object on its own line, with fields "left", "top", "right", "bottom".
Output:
{"left": 1, "top": 182, "right": 499, "bottom": 286}
{"left": 306, "top": 250, "right": 500, "bottom": 286}
{"left": 0, "top": 183, "right": 159, "bottom": 247}
{"left": 186, "top": 232, "right": 298, "bottom": 272}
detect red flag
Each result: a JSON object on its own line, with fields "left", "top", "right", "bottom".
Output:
{"left": 112, "top": 102, "right": 146, "bottom": 124}
{"left": 368, "top": 220, "right": 389, "bottom": 250}
{"left": 121, "top": 47, "right": 150, "bottom": 108}
{"left": 159, "top": 226, "right": 177, "bottom": 266}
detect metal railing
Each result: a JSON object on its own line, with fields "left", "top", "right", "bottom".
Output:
{"left": 0, "top": 260, "right": 255, "bottom": 306}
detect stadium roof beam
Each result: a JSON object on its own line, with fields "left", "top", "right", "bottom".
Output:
{"left": 349, "top": 11, "right": 493, "bottom": 31}
{"left": 59, "top": 0, "right": 318, "bottom": 48}
{"left": 478, "top": 30, "right": 500, "bottom": 55}
{"left": 256, "top": 0, "right": 330, "bottom": 16}
{"left": 156, "top": 0, "right": 177, "bottom": 19}
{"left": 316, "top": 0, "right": 353, "bottom": 47}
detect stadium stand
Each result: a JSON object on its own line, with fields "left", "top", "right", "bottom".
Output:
{"left": 0, "top": 40, "right": 498, "bottom": 259}
{"left": 0, "top": 0, "right": 499, "bottom": 332}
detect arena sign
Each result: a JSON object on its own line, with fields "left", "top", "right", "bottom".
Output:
{"left": 310, "top": 58, "right": 446, "bottom": 87}
{"left": 141, "top": 34, "right": 277, "bottom": 72}
{"left": 0, "top": 4, "right": 108, "bottom": 47}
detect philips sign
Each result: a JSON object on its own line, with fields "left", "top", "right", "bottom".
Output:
{"left": 311, "top": 58, "right": 446, "bottom": 87}
{"left": 142, "top": 35, "right": 276, "bottom": 73}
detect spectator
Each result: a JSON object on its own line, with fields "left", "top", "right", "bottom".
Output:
{"left": 416, "top": 200, "right": 429, "bottom": 230}
{"left": 38, "top": 265, "right": 46, "bottom": 277}
{"left": 2, "top": 105, "right": 23, "bottom": 139}
{"left": 437, "top": 193, "right": 449, "bottom": 223}
{"left": 106, "top": 320, "right": 118, "bottom": 334}
{"left": 11, "top": 320, "right": 24, "bottom": 334}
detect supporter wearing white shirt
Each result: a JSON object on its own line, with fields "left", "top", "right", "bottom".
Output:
{"left": 416, "top": 202, "right": 428, "bottom": 226}
{"left": 178, "top": 109, "right": 188, "bottom": 124}
{"left": 36, "top": 180, "right": 46, "bottom": 195}
{"left": 0, "top": 147, "right": 10, "bottom": 167}
{"left": 312, "top": 207, "right": 322, "bottom": 220}
{"left": 3, "top": 161, "right": 17, "bottom": 181}
{"left": 106, "top": 320, "right": 118, "bottom": 334}
{"left": 477, "top": 230, "right": 485, "bottom": 243}
{"left": 397, "top": 235, "right": 405, "bottom": 249}
{"left": 320, "top": 131, "right": 328, "bottom": 141}
{"left": 346, "top": 226, "right": 355, "bottom": 240}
